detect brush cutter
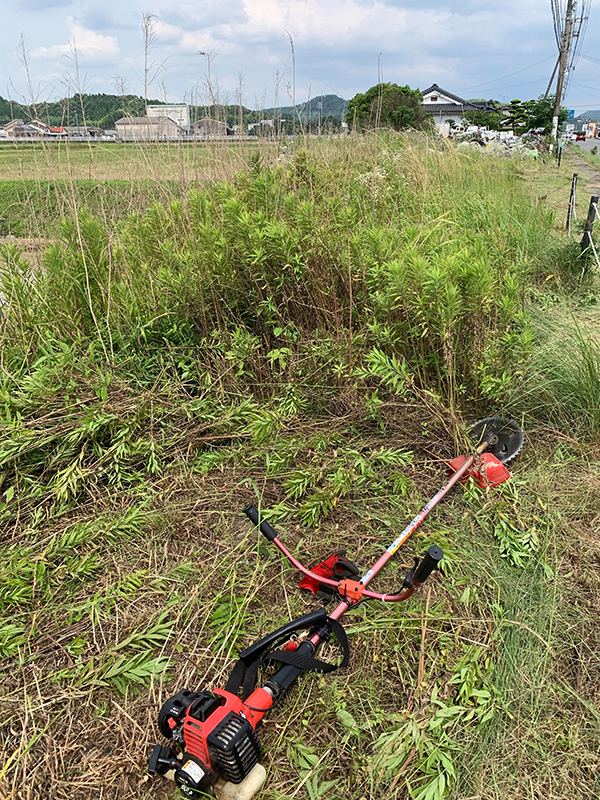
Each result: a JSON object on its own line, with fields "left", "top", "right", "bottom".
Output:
{"left": 148, "top": 417, "right": 523, "bottom": 799}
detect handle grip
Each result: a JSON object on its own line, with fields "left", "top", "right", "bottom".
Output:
{"left": 413, "top": 545, "right": 444, "bottom": 585}
{"left": 243, "top": 503, "right": 278, "bottom": 541}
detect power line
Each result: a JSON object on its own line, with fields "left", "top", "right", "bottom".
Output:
{"left": 456, "top": 55, "right": 555, "bottom": 93}
{"left": 551, "top": 0, "right": 564, "bottom": 48}
{"left": 470, "top": 77, "right": 556, "bottom": 94}
{"left": 563, "top": 0, "right": 590, "bottom": 96}
{"left": 570, "top": 79, "right": 600, "bottom": 91}
{"left": 580, "top": 52, "right": 600, "bottom": 66}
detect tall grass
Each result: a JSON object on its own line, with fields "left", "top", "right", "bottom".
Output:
{"left": 0, "top": 135, "right": 561, "bottom": 406}
{"left": 512, "top": 308, "right": 600, "bottom": 438}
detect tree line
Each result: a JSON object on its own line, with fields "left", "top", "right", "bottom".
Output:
{"left": 345, "top": 83, "right": 567, "bottom": 134}
{"left": 0, "top": 93, "right": 345, "bottom": 132}
{"left": 0, "top": 87, "right": 566, "bottom": 135}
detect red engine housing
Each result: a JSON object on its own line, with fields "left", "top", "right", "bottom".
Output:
{"left": 182, "top": 688, "right": 271, "bottom": 769}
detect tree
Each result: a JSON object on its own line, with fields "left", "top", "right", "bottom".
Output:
{"left": 529, "top": 94, "right": 568, "bottom": 132}
{"left": 462, "top": 109, "right": 502, "bottom": 130}
{"left": 346, "top": 83, "right": 430, "bottom": 131}
{"left": 502, "top": 95, "right": 568, "bottom": 134}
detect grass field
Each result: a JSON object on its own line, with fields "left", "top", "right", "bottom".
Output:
{"left": 0, "top": 141, "right": 259, "bottom": 181}
{"left": 0, "top": 133, "right": 599, "bottom": 800}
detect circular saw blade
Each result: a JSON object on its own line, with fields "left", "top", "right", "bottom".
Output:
{"left": 469, "top": 417, "right": 524, "bottom": 463}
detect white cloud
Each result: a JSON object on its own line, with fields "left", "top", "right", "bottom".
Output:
{"left": 7, "top": 0, "right": 583, "bottom": 107}
{"left": 161, "top": 0, "right": 550, "bottom": 61}
{"left": 31, "top": 17, "right": 119, "bottom": 61}
{"left": 153, "top": 20, "right": 182, "bottom": 44}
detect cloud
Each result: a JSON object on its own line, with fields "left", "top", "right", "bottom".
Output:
{"left": 153, "top": 20, "right": 183, "bottom": 44}
{"left": 78, "top": 9, "right": 138, "bottom": 33}
{"left": 5, "top": 0, "right": 578, "bottom": 108}
{"left": 20, "top": 0, "right": 71, "bottom": 9}
{"left": 153, "top": 0, "right": 550, "bottom": 74}
{"left": 31, "top": 17, "right": 119, "bottom": 61}
{"left": 160, "top": 0, "right": 248, "bottom": 30}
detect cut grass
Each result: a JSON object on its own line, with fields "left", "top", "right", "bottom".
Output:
{"left": 2, "top": 418, "right": 596, "bottom": 800}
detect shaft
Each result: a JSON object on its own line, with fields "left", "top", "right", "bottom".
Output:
{"left": 359, "top": 451, "right": 476, "bottom": 587}
{"left": 244, "top": 440, "right": 486, "bottom": 699}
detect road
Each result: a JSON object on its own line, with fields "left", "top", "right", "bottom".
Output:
{"left": 574, "top": 137, "right": 600, "bottom": 153}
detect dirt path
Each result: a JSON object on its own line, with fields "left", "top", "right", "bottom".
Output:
{"left": 568, "top": 150, "right": 600, "bottom": 196}
{"left": 0, "top": 235, "right": 52, "bottom": 269}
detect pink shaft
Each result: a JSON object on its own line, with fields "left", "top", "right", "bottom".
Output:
{"left": 311, "top": 451, "right": 479, "bottom": 639}
{"left": 359, "top": 453, "right": 475, "bottom": 587}
{"left": 273, "top": 452, "right": 476, "bottom": 608}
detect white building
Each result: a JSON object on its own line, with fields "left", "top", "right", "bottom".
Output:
{"left": 422, "top": 84, "right": 497, "bottom": 129}
{"left": 148, "top": 104, "right": 190, "bottom": 132}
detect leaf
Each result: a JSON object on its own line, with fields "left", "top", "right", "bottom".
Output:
{"left": 336, "top": 708, "right": 367, "bottom": 734}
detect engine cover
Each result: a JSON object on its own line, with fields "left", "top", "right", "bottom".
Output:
{"left": 152, "top": 688, "right": 263, "bottom": 793}
{"left": 175, "top": 753, "right": 214, "bottom": 797}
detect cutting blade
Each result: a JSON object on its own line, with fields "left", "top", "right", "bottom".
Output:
{"left": 469, "top": 417, "right": 524, "bottom": 463}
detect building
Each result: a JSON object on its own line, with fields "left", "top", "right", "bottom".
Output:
{"left": 191, "top": 118, "right": 231, "bottom": 139}
{"left": 63, "top": 125, "right": 102, "bottom": 140}
{"left": 422, "top": 84, "right": 497, "bottom": 129}
{"left": 114, "top": 116, "right": 183, "bottom": 141}
{"left": 2, "top": 119, "right": 57, "bottom": 139}
{"left": 148, "top": 104, "right": 190, "bottom": 132}
{"left": 1, "top": 119, "right": 91, "bottom": 141}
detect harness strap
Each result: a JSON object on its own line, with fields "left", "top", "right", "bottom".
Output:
{"left": 225, "top": 616, "right": 349, "bottom": 700}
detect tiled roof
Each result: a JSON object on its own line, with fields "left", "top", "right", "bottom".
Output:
{"left": 422, "top": 84, "right": 470, "bottom": 105}
{"left": 424, "top": 103, "right": 478, "bottom": 114}
{"left": 422, "top": 84, "right": 497, "bottom": 115}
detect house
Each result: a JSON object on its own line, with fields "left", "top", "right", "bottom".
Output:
{"left": 114, "top": 116, "right": 183, "bottom": 142}
{"left": 422, "top": 84, "right": 497, "bottom": 130}
{"left": 247, "top": 119, "right": 277, "bottom": 137}
{"left": 28, "top": 119, "right": 51, "bottom": 135}
{"left": 3, "top": 119, "right": 68, "bottom": 140}
{"left": 63, "top": 125, "right": 102, "bottom": 140}
{"left": 192, "top": 118, "right": 231, "bottom": 139}
{"left": 3, "top": 119, "right": 41, "bottom": 139}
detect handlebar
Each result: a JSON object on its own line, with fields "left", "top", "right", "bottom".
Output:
{"left": 243, "top": 503, "right": 278, "bottom": 541}
{"left": 413, "top": 545, "right": 444, "bottom": 585}
{"left": 243, "top": 504, "right": 442, "bottom": 604}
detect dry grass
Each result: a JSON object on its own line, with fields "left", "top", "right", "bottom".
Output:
{"left": 2, "top": 406, "right": 599, "bottom": 800}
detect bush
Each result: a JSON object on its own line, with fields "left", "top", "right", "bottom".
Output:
{"left": 0, "top": 135, "right": 563, "bottom": 411}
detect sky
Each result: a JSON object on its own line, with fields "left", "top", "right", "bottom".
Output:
{"left": 3, "top": 0, "right": 600, "bottom": 113}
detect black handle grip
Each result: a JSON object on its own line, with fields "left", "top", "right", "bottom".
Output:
{"left": 243, "top": 503, "right": 278, "bottom": 541}
{"left": 413, "top": 545, "right": 444, "bottom": 585}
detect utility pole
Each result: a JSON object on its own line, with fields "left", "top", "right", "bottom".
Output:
{"left": 552, "top": 0, "right": 575, "bottom": 142}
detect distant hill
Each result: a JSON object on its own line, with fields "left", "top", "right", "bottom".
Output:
{"left": 264, "top": 94, "right": 348, "bottom": 121}
{"left": 576, "top": 110, "right": 600, "bottom": 122}
{"left": 0, "top": 91, "right": 348, "bottom": 131}
{"left": 0, "top": 93, "right": 167, "bottom": 129}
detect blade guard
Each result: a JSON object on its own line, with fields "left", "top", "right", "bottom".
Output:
{"left": 449, "top": 453, "right": 511, "bottom": 488}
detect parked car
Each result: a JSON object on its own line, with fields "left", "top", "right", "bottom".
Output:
{"left": 576, "top": 131, "right": 587, "bottom": 141}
